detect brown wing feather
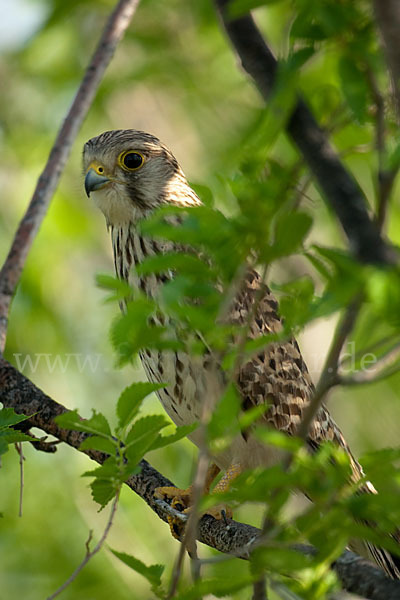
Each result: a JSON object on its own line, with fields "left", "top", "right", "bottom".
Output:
{"left": 231, "top": 269, "right": 361, "bottom": 471}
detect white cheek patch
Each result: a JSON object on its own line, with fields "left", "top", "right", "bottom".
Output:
{"left": 92, "top": 184, "right": 141, "bottom": 226}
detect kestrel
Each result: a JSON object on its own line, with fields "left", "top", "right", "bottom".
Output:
{"left": 83, "top": 129, "right": 400, "bottom": 578}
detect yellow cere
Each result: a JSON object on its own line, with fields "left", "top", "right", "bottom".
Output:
{"left": 87, "top": 161, "right": 106, "bottom": 176}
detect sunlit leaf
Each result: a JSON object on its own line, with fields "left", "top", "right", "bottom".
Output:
{"left": 0, "top": 407, "right": 30, "bottom": 429}
{"left": 117, "top": 382, "right": 166, "bottom": 431}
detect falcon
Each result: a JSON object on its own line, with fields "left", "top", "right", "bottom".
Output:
{"left": 83, "top": 129, "right": 400, "bottom": 578}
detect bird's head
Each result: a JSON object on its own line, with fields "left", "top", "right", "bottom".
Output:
{"left": 83, "top": 129, "right": 195, "bottom": 226}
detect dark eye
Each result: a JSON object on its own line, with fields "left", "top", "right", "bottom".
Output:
{"left": 121, "top": 152, "right": 144, "bottom": 171}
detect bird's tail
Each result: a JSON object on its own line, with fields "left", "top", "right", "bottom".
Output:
{"left": 349, "top": 481, "right": 400, "bottom": 579}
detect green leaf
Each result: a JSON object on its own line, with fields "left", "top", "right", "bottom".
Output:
{"left": 148, "top": 423, "right": 197, "bottom": 451}
{"left": 136, "top": 252, "right": 213, "bottom": 279}
{"left": 275, "top": 276, "right": 316, "bottom": 329}
{"left": 55, "top": 409, "right": 112, "bottom": 437}
{"left": 90, "top": 478, "right": 118, "bottom": 510}
{"left": 110, "top": 300, "right": 182, "bottom": 366}
{"left": 304, "top": 251, "right": 332, "bottom": 281}
{"left": 0, "top": 407, "right": 30, "bottom": 429}
{"left": 82, "top": 457, "right": 119, "bottom": 480}
{"left": 338, "top": 55, "right": 369, "bottom": 122}
{"left": 0, "top": 430, "right": 36, "bottom": 455}
{"left": 207, "top": 384, "right": 241, "bottom": 452}
{"left": 271, "top": 212, "right": 313, "bottom": 259}
{"left": 110, "top": 549, "right": 164, "bottom": 590}
{"left": 253, "top": 427, "right": 302, "bottom": 452}
{"left": 189, "top": 182, "right": 214, "bottom": 207}
{"left": 238, "top": 405, "right": 268, "bottom": 430}
{"left": 117, "top": 382, "right": 166, "bottom": 431}
{"left": 124, "top": 415, "right": 169, "bottom": 464}
{"left": 96, "top": 273, "right": 132, "bottom": 303}
{"left": 79, "top": 435, "right": 117, "bottom": 455}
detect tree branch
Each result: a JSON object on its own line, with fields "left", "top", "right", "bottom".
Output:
{"left": 1, "top": 356, "right": 400, "bottom": 600}
{"left": 0, "top": 0, "right": 140, "bottom": 353}
{"left": 214, "top": 0, "right": 395, "bottom": 266}
{"left": 373, "top": 0, "right": 400, "bottom": 122}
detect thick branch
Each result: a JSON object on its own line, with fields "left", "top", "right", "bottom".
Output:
{"left": 0, "top": 0, "right": 140, "bottom": 353}
{"left": 214, "top": 1, "right": 394, "bottom": 266}
{"left": 373, "top": 0, "right": 400, "bottom": 121}
{"left": 0, "top": 357, "right": 399, "bottom": 600}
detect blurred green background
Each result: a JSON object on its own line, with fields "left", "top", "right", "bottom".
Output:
{"left": 1, "top": 0, "right": 400, "bottom": 597}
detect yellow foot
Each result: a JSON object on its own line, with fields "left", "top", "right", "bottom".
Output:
{"left": 154, "top": 463, "right": 238, "bottom": 540}
{"left": 205, "top": 504, "right": 233, "bottom": 522}
{"left": 154, "top": 486, "right": 192, "bottom": 540}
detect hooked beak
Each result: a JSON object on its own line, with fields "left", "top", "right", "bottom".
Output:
{"left": 84, "top": 168, "right": 111, "bottom": 197}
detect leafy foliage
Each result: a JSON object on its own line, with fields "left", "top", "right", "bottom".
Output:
{"left": 55, "top": 383, "right": 195, "bottom": 510}
{"left": 2, "top": 0, "right": 400, "bottom": 598}
{"left": 0, "top": 407, "right": 35, "bottom": 456}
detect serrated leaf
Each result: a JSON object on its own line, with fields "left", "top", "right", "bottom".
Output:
{"left": 125, "top": 415, "right": 169, "bottom": 464}
{"left": 148, "top": 423, "right": 197, "bottom": 451}
{"left": 0, "top": 430, "right": 35, "bottom": 455}
{"left": 271, "top": 212, "right": 312, "bottom": 259}
{"left": 79, "top": 435, "right": 117, "bottom": 455}
{"left": 55, "top": 410, "right": 111, "bottom": 437}
{"left": 0, "top": 407, "right": 30, "bottom": 429}
{"left": 90, "top": 478, "right": 117, "bottom": 510}
{"left": 82, "top": 456, "right": 118, "bottom": 479}
{"left": 117, "top": 382, "right": 166, "bottom": 431}
{"left": 110, "top": 549, "right": 164, "bottom": 589}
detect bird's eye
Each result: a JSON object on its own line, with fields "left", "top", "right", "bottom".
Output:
{"left": 119, "top": 151, "right": 144, "bottom": 171}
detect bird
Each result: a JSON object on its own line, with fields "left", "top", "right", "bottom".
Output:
{"left": 83, "top": 128, "right": 400, "bottom": 578}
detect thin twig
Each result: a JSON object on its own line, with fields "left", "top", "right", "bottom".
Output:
{"left": 167, "top": 360, "right": 221, "bottom": 597}
{"left": 295, "top": 294, "right": 363, "bottom": 441}
{"left": 339, "top": 341, "right": 400, "bottom": 386}
{"left": 339, "top": 334, "right": 400, "bottom": 367}
{"left": 15, "top": 442, "right": 25, "bottom": 517}
{"left": 0, "top": 0, "right": 140, "bottom": 353}
{"left": 252, "top": 577, "right": 268, "bottom": 600}
{"left": 188, "top": 544, "right": 202, "bottom": 585}
{"left": 365, "top": 66, "right": 397, "bottom": 232}
{"left": 46, "top": 490, "right": 120, "bottom": 600}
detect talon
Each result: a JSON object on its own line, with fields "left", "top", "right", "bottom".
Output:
{"left": 205, "top": 504, "right": 233, "bottom": 522}
{"left": 154, "top": 486, "right": 192, "bottom": 540}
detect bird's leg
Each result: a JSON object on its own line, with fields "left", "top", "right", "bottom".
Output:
{"left": 155, "top": 463, "right": 243, "bottom": 539}
{"left": 205, "top": 462, "right": 242, "bottom": 521}
{"left": 154, "top": 463, "right": 221, "bottom": 539}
